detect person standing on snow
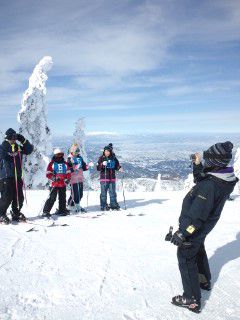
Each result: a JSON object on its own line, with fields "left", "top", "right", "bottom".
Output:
{"left": 67, "top": 143, "right": 94, "bottom": 213}
{"left": 0, "top": 128, "right": 33, "bottom": 224}
{"left": 42, "top": 148, "right": 71, "bottom": 218}
{"left": 97, "top": 143, "right": 123, "bottom": 211}
{"left": 168, "top": 141, "right": 238, "bottom": 313}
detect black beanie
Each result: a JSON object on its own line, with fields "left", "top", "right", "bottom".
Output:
{"left": 203, "top": 141, "right": 233, "bottom": 168}
{"left": 5, "top": 128, "right": 17, "bottom": 140}
{"left": 104, "top": 143, "right": 113, "bottom": 152}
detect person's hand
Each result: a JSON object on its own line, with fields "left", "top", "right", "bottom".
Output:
{"left": 171, "top": 230, "right": 186, "bottom": 247}
{"left": 119, "top": 167, "right": 124, "bottom": 172}
{"left": 102, "top": 161, "right": 107, "bottom": 166}
{"left": 165, "top": 226, "right": 173, "bottom": 241}
{"left": 64, "top": 179, "right": 70, "bottom": 185}
{"left": 194, "top": 153, "right": 202, "bottom": 165}
{"left": 17, "top": 134, "right": 26, "bottom": 144}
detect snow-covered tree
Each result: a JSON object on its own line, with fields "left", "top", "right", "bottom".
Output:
{"left": 184, "top": 173, "right": 195, "bottom": 190}
{"left": 0, "top": 130, "right": 4, "bottom": 142}
{"left": 234, "top": 147, "right": 240, "bottom": 193}
{"left": 72, "top": 118, "right": 91, "bottom": 188}
{"left": 154, "top": 173, "right": 162, "bottom": 193}
{"left": 18, "top": 56, "right": 53, "bottom": 189}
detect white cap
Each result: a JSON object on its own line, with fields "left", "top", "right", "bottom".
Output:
{"left": 53, "top": 148, "right": 63, "bottom": 155}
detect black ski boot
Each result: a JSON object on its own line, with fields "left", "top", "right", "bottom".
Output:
{"left": 172, "top": 295, "right": 201, "bottom": 313}
{"left": 0, "top": 214, "right": 10, "bottom": 225}
{"left": 101, "top": 205, "right": 110, "bottom": 211}
{"left": 111, "top": 203, "right": 121, "bottom": 211}
{"left": 200, "top": 281, "right": 211, "bottom": 291}
{"left": 55, "top": 209, "right": 70, "bottom": 216}
{"left": 11, "top": 212, "right": 26, "bottom": 222}
{"left": 42, "top": 212, "right": 51, "bottom": 219}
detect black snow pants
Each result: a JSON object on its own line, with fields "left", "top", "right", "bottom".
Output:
{"left": 177, "top": 240, "right": 211, "bottom": 303}
{"left": 0, "top": 177, "right": 24, "bottom": 216}
{"left": 43, "top": 187, "right": 67, "bottom": 214}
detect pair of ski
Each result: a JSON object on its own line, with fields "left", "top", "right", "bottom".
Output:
{"left": 26, "top": 220, "right": 69, "bottom": 232}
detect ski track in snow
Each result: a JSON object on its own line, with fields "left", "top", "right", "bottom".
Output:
{"left": 0, "top": 190, "right": 239, "bottom": 320}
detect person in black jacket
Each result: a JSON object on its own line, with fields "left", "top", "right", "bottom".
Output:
{"left": 0, "top": 128, "right": 34, "bottom": 224}
{"left": 169, "top": 141, "right": 238, "bottom": 313}
{"left": 97, "top": 143, "right": 122, "bottom": 211}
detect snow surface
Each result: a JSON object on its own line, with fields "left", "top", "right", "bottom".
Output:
{"left": 0, "top": 190, "right": 240, "bottom": 320}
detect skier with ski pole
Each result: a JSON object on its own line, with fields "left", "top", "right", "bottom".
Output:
{"left": 42, "top": 148, "right": 71, "bottom": 217}
{"left": 67, "top": 143, "right": 94, "bottom": 213}
{"left": 165, "top": 142, "right": 238, "bottom": 314}
{"left": 97, "top": 143, "right": 122, "bottom": 211}
{"left": 0, "top": 128, "right": 33, "bottom": 224}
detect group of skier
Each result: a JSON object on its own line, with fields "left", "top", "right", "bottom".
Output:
{"left": 0, "top": 128, "right": 123, "bottom": 223}
{"left": 0, "top": 127, "right": 239, "bottom": 314}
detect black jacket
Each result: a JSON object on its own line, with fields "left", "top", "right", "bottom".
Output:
{"left": 179, "top": 164, "right": 238, "bottom": 241}
{"left": 0, "top": 139, "right": 34, "bottom": 179}
{"left": 97, "top": 154, "right": 121, "bottom": 181}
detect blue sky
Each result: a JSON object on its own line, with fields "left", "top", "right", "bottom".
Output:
{"left": 0, "top": 0, "right": 240, "bottom": 135}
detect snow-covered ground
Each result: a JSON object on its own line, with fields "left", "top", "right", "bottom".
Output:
{"left": 0, "top": 190, "right": 240, "bottom": 320}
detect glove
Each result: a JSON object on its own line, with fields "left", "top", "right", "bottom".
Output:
{"left": 88, "top": 161, "right": 94, "bottom": 168}
{"left": 17, "top": 134, "right": 26, "bottom": 144}
{"left": 51, "top": 176, "right": 60, "bottom": 182}
{"left": 64, "top": 179, "right": 70, "bottom": 185}
{"left": 102, "top": 161, "right": 107, "bottom": 166}
{"left": 171, "top": 230, "right": 186, "bottom": 247}
{"left": 165, "top": 226, "right": 173, "bottom": 241}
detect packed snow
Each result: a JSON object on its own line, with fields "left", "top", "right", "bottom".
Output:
{"left": 0, "top": 189, "right": 239, "bottom": 320}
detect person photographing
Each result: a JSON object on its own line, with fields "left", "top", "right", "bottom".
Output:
{"left": 167, "top": 141, "right": 238, "bottom": 313}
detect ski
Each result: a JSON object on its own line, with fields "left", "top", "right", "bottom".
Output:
{"left": 26, "top": 227, "right": 39, "bottom": 232}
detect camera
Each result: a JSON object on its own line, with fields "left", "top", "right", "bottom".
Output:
{"left": 190, "top": 154, "right": 196, "bottom": 161}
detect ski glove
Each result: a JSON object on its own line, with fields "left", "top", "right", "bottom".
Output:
{"left": 88, "top": 162, "right": 94, "bottom": 168}
{"left": 51, "top": 176, "right": 61, "bottom": 182}
{"left": 17, "top": 134, "right": 26, "bottom": 144}
{"left": 171, "top": 230, "right": 186, "bottom": 247}
{"left": 102, "top": 161, "right": 107, "bottom": 166}
{"left": 165, "top": 226, "right": 173, "bottom": 241}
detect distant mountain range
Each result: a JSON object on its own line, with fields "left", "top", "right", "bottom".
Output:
{"left": 53, "top": 133, "right": 240, "bottom": 182}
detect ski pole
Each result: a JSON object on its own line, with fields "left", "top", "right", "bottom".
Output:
{"left": 18, "top": 149, "right": 28, "bottom": 206}
{"left": 87, "top": 164, "right": 94, "bottom": 210}
{"left": 38, "top": 186, "right": 56, "bottom": 216}
{"left": 12, "top": 144, "right": 19, "bottom": 211}
{"left": 120, "top": 172, "right": 127, "bottom": 210}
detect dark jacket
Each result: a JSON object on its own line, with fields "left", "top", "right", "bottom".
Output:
{"left": 0, "top": 139, "right": 34, "bottom": 179}
{"left": 179, "top": 163, "right": 238, "bottom": 241}
{"left": 97, "top": 154, "right": 121, "bottom": 182}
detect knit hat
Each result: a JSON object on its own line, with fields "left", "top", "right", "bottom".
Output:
{"left": 53, "top": 148, "right": 64, "bottom": 156}
{"left": 5, "top": 128, "right": 17, "bottom": 140}
{"left": 203, "top": 141, "right": 233, "bottom": 168}
{"left": 104, "top": 143, "right": 113, "bottom": 152}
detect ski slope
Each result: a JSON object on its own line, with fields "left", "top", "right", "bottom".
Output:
{"left": 0, "top": 190, "right": 239, "bottom": 320}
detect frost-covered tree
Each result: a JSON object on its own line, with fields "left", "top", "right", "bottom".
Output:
{"left": 184, "top": 173, "right": 195, "bottom": 190}
{"left": 0, "top": 130, "right": 4, "bottom": 142}
{"left": 18, "top": 56, "right": 53, "bottom": 189}
{"left": 154, "top": 173, "right": 162, "bottom": 193}
{"left": 234, "top": 147, "right": 240, "bottom": 193}
{"left": 72, "top": 118, "right": 91, "bottom": 188}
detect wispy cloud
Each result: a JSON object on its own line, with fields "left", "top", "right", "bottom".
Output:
{"left": 0, "top": 0, "right": 239, "bottom": 133}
